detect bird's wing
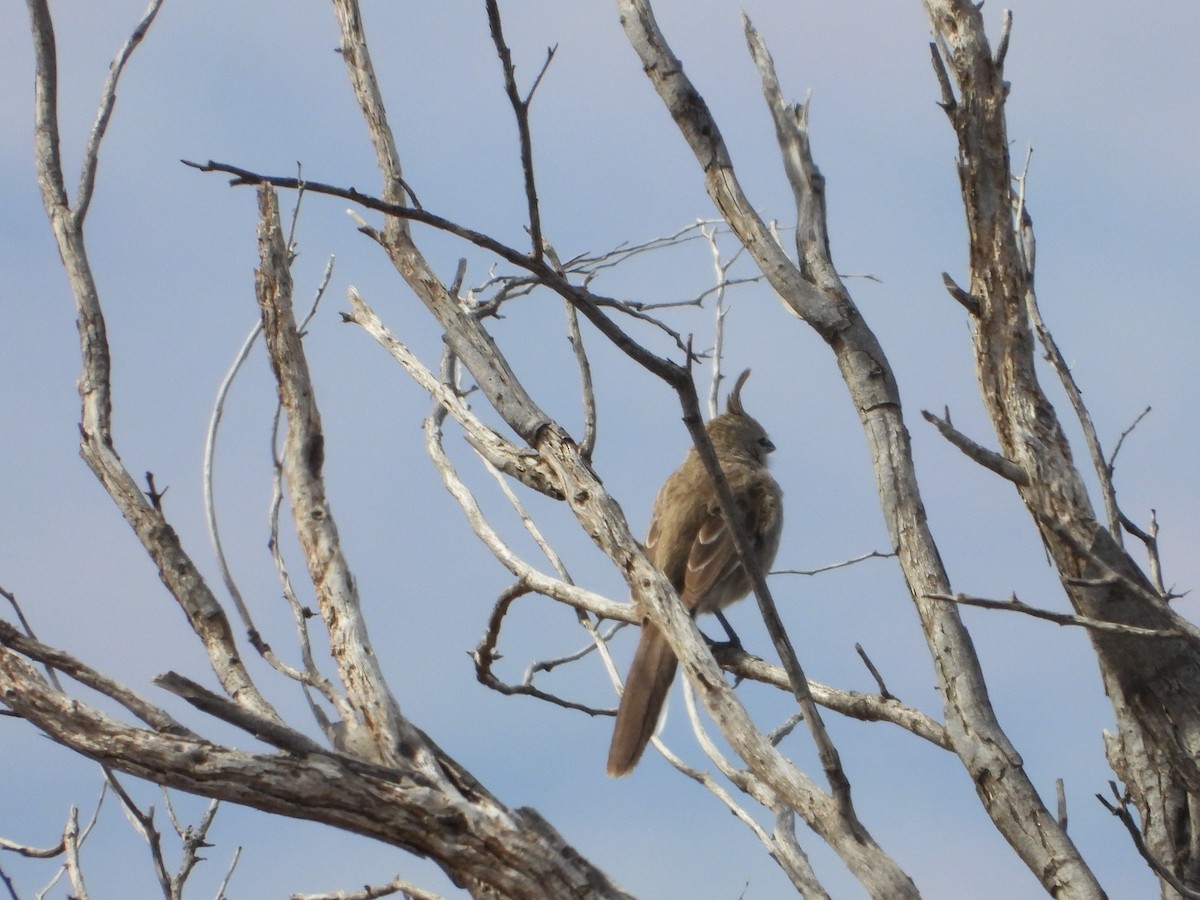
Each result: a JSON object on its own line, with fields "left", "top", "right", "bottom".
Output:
{"left": 679, "top": 476, "right": 778, "bottom": 614}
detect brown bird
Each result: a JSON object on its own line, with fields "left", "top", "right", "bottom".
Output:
{"left": 607, "top": 370, "right": 783, "bottom": 777}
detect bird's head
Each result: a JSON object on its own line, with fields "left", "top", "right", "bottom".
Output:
{"left": 708, "top": 369, "right": 775, "bottom": 465}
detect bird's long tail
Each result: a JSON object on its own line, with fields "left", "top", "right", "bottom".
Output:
{"left": 607, "top": 623, "right": 678, "bottom": 777}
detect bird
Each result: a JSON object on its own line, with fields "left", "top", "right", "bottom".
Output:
{"left": 607, "top": 369, "right": 783, "bottom": 777}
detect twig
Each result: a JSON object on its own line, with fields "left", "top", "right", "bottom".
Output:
{"left": 701, "top": 221, "right": 737, "bottom": 419}
{"left": 204, "top": 315, "right": 263, "bottom": 615}
{"left": 768, "top": 712, "right": 806, "bottom": 747}
{"left": 470, "top": 582, "right": 611, "bottom": 716}
{"left": 198, "top": 156, "right": 703, "bottom": 376}
{"left": 941, "top": 272, "right": 980, "bottom": 316}
{"left": 1056, "top": 778, "right": 1067, "bottom": 832}
{"left": 484, "top": 0, "right": 552, "bottom": 258}
{"left": 167, "top": 795, "right": 221, "bottom": 890}
{"left": 1119, "top": 508, "right": 1166, "bottom": 596}
{"left": 1024, "top": 277, "right": 1123, "bottom": 545}
{"left": 30, "top": 781, "right": 107, "bottom": 899}
{"left": 0, "top": 585, "right": 63, "bottom": 690}
{"left": 775, "top": 549, "right": 896, "bottom": 577}
{"left": 285, "top": 162, "right": 307, "bottom": 256}
{"left": 1012, "top": 144, "right": 1035, "bottom": 277}
{"left": 854, "top": 644, "right": 894, "bottom": 701}
{"left": 994, "top": 9, "right": 1014, "bottom": 72}
{"left": 61, "top": 809, "right": 87, "bottom": 900}
{"left": 291, "top": 875, "right": 443, "bottom": 900}
{"left": 1108, "top": 405, "right": 1152, "bottom": 474}
{"left": 528, "top": 621, "right": 625, "bottom": 677}
{"left": 564, "top": 301, "right": 597, "bottom": 460}
{"left": 215, "top": 845, "right": 242, "bottom": 900}
{"left": 143, "top": 471, "right": 168, "bottom": 511}
{"left": 928, "top": 41, "right": 957, "bottom": 113}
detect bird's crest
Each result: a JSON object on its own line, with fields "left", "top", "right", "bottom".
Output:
{"left": 726, "top": 369, "right": 752, "bottom": 416}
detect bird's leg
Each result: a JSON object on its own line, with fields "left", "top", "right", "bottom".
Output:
{"left": 701, "top": 610, "right": 743, "bottom": 651}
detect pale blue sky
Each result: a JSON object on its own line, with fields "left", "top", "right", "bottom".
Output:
{"left": 2, "top": 2, "right": 1197, "bottom": 898}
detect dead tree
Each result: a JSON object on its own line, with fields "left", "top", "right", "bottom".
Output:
{"left": 4, "top": 1, "right": 1192, "bottom": 897}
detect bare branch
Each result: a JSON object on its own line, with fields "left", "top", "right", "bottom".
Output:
{"left": 485, "top": 0, "right": 550, "bottom": 258}
{"left": 330, "top": 0, "right": 405, "bottom": 213}
{"left": 415, "top": 366, "right": 627, "bottom": 622}
{"left": 677, "top": 682, "right": 832, "bottom": 897}
{"left": 104, "top": 773, "right": 172, "bottom": 898}
{"left": 471, "top": 582, "right": 612, "bottom": 716}
{"left": 186, "top": 158, "right": 694, "bottom": 387}
{"left": 254, "top": 186, "right": 404, "bottom": 764}
{"left": 204, "top": 252, "right": 347, "bottom": 723}
{"left": 154, "top": 671, "right": 329, "bottom": 755}
{"left": 0, "top": 834, "right": 65, "bottom": 860}
{"left": 169, "top": 797, "right": 222, "bottom": 890}
{"left": 699, "top": 222, "right": 742, "bottom": 419}
{"left": 1120, "top": 508, "right": 1166, "bottom": 596}
{"left": 1025, "top": 277, "right": 1123, "bottom": 543}
{"left": 267, "top": 414, "right": 351, "bottom": 723}
{"left": 1098, "top": 785, "right": 1200, "bottom": 900}
{"left": 927, "top": 592, "right": 1190, "bottom": 642}
{"left": 711, "top": 647, "right": 949, "bottom": 750}
{"left": 0, "top": 585, "right": 63, "bottom": 690}
{"left": 527, "top": 620, "right": 625, "bottom": 679}
{"left": 21, "top": 782, "right": 107, "bottom": 899}
{"left": 743, "top": 18, "right": 844, "bottom": 300}
{"left": 0, "top": 618, "right": 193, "bottom": 736}
{"left": 28, "top": 0, "right": 280, "bottom": 727}
{"left": 921, "top": 408, "right": 1029, "bottom": 485}
{"left": 346, "top": 288, "right": 566, "bottom": 500}
{"left": 0, "top": 643, "right": 630, "bottom": 898}
{"left": 76, "top": 0, "right": 166, "bottom": 223}
{"left": 204, "top": 316, "right": 263, "bottom": 625}
{"left": 676, "top": 369, "right": 860, "bottom": 824}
